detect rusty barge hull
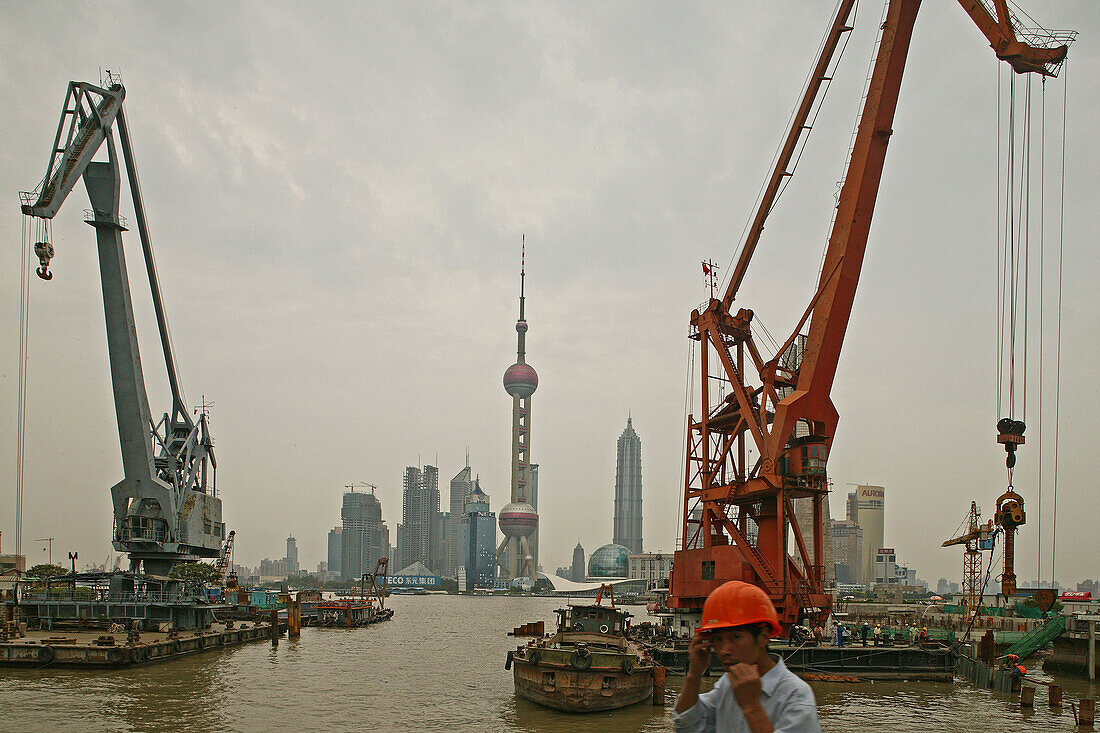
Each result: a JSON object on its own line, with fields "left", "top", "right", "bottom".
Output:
{"left": 513, "top": 657, "right": 653, "bottom": 712}
{"left": 0, "top": 622, "right": 277, "bottom": 669}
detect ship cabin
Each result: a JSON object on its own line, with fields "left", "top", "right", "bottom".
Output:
{"left": 316, "top": 597, "right": 376, "bottom": 627}
{"left": 555, "top": 604, "right": 632, "bottom": 637}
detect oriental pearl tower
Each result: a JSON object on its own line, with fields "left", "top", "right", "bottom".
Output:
{"left": 497, "top": 239, "right": 539, "bottom": 582}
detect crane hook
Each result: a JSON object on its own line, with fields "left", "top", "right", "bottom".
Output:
{"left": 33, "top": 240, "right": 55, "bottom": 281}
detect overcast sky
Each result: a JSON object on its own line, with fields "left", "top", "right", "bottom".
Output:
{"left": 2, "top": 1, "right": 1097, "bottom": 588}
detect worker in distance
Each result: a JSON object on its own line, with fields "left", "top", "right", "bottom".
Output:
{"left": 674, "top": 580, "right": 822, "bottom": 732}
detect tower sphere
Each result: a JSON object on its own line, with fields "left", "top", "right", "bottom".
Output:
{"left": 498, "top": 501, "right": 538, "bottom": 538}
{"left": 503, "top": 362, "right": 538, "bottom": 398}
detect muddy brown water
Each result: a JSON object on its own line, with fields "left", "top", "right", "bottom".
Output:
{"left": 1, "top": 595, "right": 1096, "bottom": 731}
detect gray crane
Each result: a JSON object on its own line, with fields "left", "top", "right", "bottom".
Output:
{"left": 21, "top": 75, "right": 225, "bottom": 576}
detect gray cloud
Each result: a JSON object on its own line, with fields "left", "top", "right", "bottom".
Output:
{"left": 1, "top": 1, "right": 1097, "bottom": 588}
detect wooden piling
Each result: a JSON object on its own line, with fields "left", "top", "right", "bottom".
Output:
{"left": 270, "top": 610, "right": 279, "bottom": 647}
{"left": 1089, "top": 618, "right": 1096, "bottom": 682}
{"left": 1020, "top": 686, "right": 1034, "bottom": 708}
{"left": 288, "top": 595, "right": 301, "bottom": 639}
{"left": 1080, "top": 699, "right": 1095, "bottom": 726}
{"left": 979, "top": 630, "right": 996, "bottom": 665}
{"left": 652, "top": 666, "right": 666, "bottom": 706}
{"left": 1049, "top": 684, "right": 1062, "bottom": 707}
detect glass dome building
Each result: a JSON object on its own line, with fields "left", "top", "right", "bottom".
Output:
{"left": 587, "top": 543, "right": 630, "bottom": 579}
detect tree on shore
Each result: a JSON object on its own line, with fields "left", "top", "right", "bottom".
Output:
{"left": 168, "top": 562, "right": 222, "bottom": 584}
{"left": 26, "top": 563, "right": 69, "bottom": 579}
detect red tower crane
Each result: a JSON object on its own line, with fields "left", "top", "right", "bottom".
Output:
{"left": 942, "top": 503, "right": 994, "bottom": 615}
{"left": 668, "top": 0, "right": 1070, "bottom": 630}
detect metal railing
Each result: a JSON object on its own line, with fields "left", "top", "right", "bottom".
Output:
{"left": 113, "top": 520, "right": 169, "bottom": 543}
{"left": 21, "top": 589, "right": 191, "bottom": 604}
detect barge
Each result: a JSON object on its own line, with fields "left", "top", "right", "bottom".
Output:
{"left": 0, "top": 619, "right": 278, "bottom": 668}
{"left": 508, "top": 586, "right": 663, "bottom": 712}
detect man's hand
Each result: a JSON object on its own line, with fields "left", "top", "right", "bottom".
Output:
{"left": 675, "top": 633, "right": 713, "bottom": 714}
{"left": 728, "top": 663, "right": 773, "bottom": 733}
{"left": 687, "top": 633, "right": 712, "bottom": 677}
{"left": 727, "top": 662, "right": 763, "bottom": 709}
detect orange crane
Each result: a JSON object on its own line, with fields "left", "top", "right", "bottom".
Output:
{"left": 942, "top": 503, "right": 994, "bottom": 614}
{"left": 215, "top": 530, "right": 236, "bottom": 586}
{"left": 668, "top": 0, "right": 1070, "bottom": 629}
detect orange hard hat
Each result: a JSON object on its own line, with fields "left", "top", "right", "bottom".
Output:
{"left": 697, "top": 581, "right": 783, "bottom": 637}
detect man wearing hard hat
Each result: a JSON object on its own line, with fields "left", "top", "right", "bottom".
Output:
{"left": 674, "top": 581, "right": 822, "bottom": 732}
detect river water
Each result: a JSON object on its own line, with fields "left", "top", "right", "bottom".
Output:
{"left": 1, "top": 595, "right": 1096, "bottom": 731}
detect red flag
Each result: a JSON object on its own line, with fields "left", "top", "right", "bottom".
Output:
{"left": 701, "top": 262, "right": 712, "bottom": 276}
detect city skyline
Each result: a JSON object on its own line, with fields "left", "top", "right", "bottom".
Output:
{"left": 3, "top": 2, "right": 1098, "bottom": 587}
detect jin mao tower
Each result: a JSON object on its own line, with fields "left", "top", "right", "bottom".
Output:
{"left": 613, "top": 416, "right": 643, "bottom": 553}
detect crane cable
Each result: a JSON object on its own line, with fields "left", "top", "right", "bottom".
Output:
{"left": 718, "top": 0, "right": 859, "bottom": 300}
{"left": 677, "top": 337, "right": 696, "bottom": 550}
{"left": 996, "top": 59, "right": 1070, "bottom": 589}
{"left": 15, "top": 214, "right": 41, "bottom": 558}
{"left": 1036, "top": 77, "right": 1045, "bottom": 587}
{"left": 1050, "top": 60, "right": 1068, "bottom": 585}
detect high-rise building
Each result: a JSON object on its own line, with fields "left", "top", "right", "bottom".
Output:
{"left": 571, "top": 543, "right": 586, "bottom": 583}
{"left": 830, "top": 520, "right": 863, "bottom": 585}
{"left": 447, "top": 464, "right": 475, "bottom": 579}
{"left": 874, "top": 548, "right": 897, "bottom": 585}
{"left": 460, "top": 484, "right": 497, "bottom": 590}
{"left": 258, "top": 557, "right": 288, "bottom": 580}
{"left": 497, "top": 242, "right": 539, "bottom": 582}
{"left": 792, "top": 498, "right": 833, "bottom": 583}
{"left": 849, "top": 485, "right": 885, "bottom": 587}
{"left": 286, "top": 536, "right": 299, "bottom": 575}
{"left": 400, "top": 465, "right": 442, "bottom": 573}
{"left": 613, "top": 416, "right": 643, "bottom": 553}
{"left": 327, "top": 527, "right": 342, "bottom": 576}
{"left": 342, "top": 489, "right": 389, "bottom": 581}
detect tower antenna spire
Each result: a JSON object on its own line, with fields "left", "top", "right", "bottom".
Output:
{"left": 516, "top": 235, "right": 528, "bottom": 363}
{"left": 519, "top": 233, "right": 526, "bottom": 321}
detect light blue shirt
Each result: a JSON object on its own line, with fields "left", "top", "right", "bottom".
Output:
{"left": 673, "top": 655, "right": 822, "bottom": 733}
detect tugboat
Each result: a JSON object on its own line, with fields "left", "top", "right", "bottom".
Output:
{"left": 315, "top": 597, "right": 393, "bottom": 627}
{"left": 508, "top": 585, "right": 661, "bottom": 712}
{"left": 315, "top": 558, "right": 393, "bottom": 628}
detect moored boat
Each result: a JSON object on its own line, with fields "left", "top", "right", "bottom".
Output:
{"left": 507, "top": 585, "right": 661, "bottom": 712}
{"left": 315, "top": 597, "right": 394, "bottom": 627}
